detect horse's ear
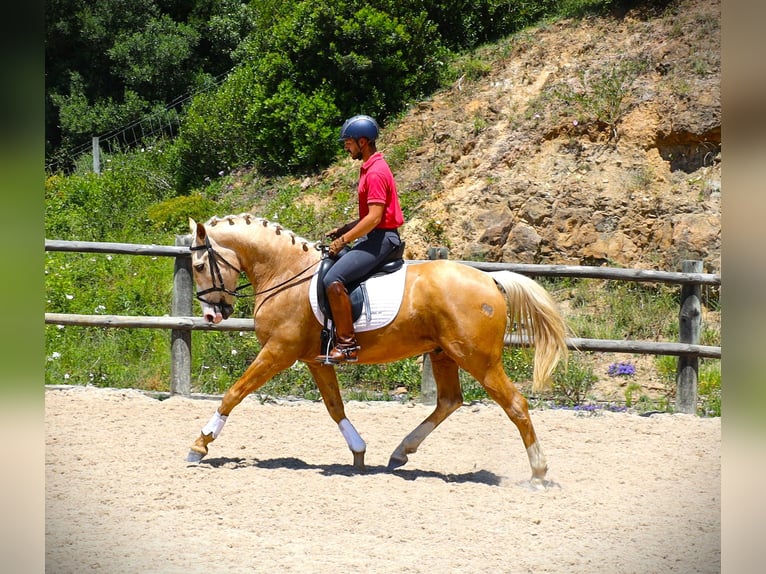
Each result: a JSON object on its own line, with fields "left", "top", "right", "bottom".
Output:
{"left": 189, "top": 218, "right": 207, "bottom": 241}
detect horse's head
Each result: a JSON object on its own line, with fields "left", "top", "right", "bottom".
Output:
{"left": 189, "top": 218, "right": 243, "bottom": 323}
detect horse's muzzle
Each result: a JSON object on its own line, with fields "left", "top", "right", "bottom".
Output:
{"left": 203, "top": 302, "right": 234, "bottom": 324}
{"left": 219, "top": 303, "right": 234, "bottom": 320}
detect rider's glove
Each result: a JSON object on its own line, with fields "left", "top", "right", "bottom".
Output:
{"left": 329, "top": 236, "right": 348, "bottom": 257}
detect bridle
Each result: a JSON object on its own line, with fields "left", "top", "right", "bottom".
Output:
{"left": 190, "top": 236, "right": 322, "bottom": 309}
{"left": 190, "top": 236, "right": 252, "bottom": 307}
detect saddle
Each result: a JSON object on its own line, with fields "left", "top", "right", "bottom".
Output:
{"left": 315, "top": 241, "right": 406, "bottom": 323}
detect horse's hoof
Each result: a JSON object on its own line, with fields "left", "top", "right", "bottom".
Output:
{"left": 519, "top": 477, "right": 560, "bottom": 491}
{"left": 387, "top": 454, "right": 408, "bottom": 470}
{"left": 353, "top": 451, "right": 366, "bottom": 471}
{"left": 186, "top": 449, "right": 206, "bottom": 463}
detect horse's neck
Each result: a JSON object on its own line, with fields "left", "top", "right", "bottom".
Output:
{"left": 216, "top": 224, "right": 319, "bottom": 289}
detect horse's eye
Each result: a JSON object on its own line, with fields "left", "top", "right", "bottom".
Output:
{"left": 194, "top": 263, "right": 205, "bottom": 272}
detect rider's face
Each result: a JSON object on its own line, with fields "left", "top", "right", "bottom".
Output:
{"left": 343, "top": 138, "right": 364, "bottom": 160}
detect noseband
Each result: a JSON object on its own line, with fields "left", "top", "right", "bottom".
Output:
{"left": 191, "top": 237, "right": 252, "bottom": 305}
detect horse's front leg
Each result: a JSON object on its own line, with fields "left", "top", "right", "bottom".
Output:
{"left": 187, "top": 347, "right": 292, "bottom": 462}
{"left": 307, "top": 362, "right": 366, "bottom": 470}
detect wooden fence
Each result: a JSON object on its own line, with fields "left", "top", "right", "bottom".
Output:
{"left": 44, "top": 237, "right": 721, "bottom": 414}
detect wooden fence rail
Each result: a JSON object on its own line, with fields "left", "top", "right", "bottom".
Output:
{"left": 44, "top": 238, "right": 721, "bottom": 414}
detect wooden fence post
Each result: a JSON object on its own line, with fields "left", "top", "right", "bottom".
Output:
{"left": 171, "top": 235, "right": 192, "bottom": 396}
{"left": 420, "top": 247, "right": 450, "bottom": 405}
{"left": 92, "top": 137, "right": 100, "bottom": 174}
{"left": 676, "top": 260, "right": 702, "bottom": 414}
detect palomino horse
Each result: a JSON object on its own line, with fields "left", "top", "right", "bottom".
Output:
{"left": 186, "top": 214, "right": 568, "bottom": 485}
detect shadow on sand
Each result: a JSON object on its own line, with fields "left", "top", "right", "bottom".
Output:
{"left": 193, "top": 455, "right": 504, "bottom": 486}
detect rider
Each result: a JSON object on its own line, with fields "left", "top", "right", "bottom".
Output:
{"left": 317, "top": 114, "right": 404, "bottom": 364}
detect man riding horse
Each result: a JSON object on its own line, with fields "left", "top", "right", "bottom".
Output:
{"left": 319, "top": 115, "right": 404, "bottom": 364}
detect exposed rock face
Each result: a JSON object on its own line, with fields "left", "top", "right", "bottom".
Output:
{"left": 383, "top": 0, "right": 720, "bottom": 275}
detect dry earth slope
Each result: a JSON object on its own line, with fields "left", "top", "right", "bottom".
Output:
{"left": 371, "top": 0, "right": 720, "bottom": 275}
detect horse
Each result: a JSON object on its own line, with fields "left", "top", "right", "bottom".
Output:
{"left": 186, "top": 214, "right": 569, "bottom": 486}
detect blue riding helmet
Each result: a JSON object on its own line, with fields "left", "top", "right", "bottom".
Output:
{"left": 338, "top": 115, "right": 379, "bottom": 143}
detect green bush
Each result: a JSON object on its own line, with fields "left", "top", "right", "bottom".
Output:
{"left": 46, "top": 143, "right": 176, "bottom": 242}
{"left": 147, "top": 194, "right": 218, "bottom": 234}
{"left": 551, "top": 57, "right": 650, "bottom": 139}
{"left": 173, "top": 1, "right": 449, "bottom": 187}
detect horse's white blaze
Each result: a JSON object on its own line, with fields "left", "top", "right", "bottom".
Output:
{"left": 202, "top": 409, "right": 228, "bottom": 439}
{"left": 338, "top": 418, "right": 366, "bottom": 453}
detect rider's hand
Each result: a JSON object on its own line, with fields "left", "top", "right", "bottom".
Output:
{"left": 329, "top": 236, "right": 347, "bottom": 257}
{"left": 326, "top": 221, "right": 354, "bottom": 240}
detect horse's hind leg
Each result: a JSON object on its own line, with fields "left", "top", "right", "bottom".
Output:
{"left": 388, "top": 351, "right": 462, "bottom": 470}
{"left": 479, "top": 363, "right": 548, "bottom": 483}
{"left": 307, "top": 363, "right": 367, "bottom": 470}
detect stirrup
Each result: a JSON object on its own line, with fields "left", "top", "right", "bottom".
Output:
{"left": 317, "top": 344, "right": 359, "bottom": 364}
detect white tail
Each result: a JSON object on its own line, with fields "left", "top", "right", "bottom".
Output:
{"left": 489, "top": 271, "right": 569, "bottom": 392}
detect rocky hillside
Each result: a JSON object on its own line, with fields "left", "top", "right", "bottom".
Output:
{"left": 318, "top": 0, "right": 721, "bottom": 275}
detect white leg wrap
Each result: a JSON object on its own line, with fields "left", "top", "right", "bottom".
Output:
{"left": 201, "top": 410, "right": 228, "bottom": 439}
{"left": 338, "top": 418, "right": 366, "bottom": 453}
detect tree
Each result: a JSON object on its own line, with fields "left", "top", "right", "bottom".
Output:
{"left": 173, "top": 1, "right": 448, "bottom": 186}
{"left": 46, "top": 0, "right": 256, "bottom": 165}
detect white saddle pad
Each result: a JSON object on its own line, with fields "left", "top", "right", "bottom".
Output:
{"left": 309, "top": 264, "right": 408, "bottom": 332}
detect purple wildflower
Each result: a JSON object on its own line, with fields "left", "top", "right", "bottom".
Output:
{"left": 607, "top": 361, "right": 636, "bottom": 377}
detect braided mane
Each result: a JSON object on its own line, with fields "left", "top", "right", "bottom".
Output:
{"left": 204, "top": 213, "right": 316, "bottom": 252}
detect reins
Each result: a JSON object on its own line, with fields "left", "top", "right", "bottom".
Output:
{"left": 252, "top": 260, "right": 319, "bottom": 297}
{"left": 191, "top": 236, "right": 321, "bottom": 307}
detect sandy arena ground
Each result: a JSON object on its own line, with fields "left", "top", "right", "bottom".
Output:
{"left": 45, "top": 386, "right": 720, "bottom": 573}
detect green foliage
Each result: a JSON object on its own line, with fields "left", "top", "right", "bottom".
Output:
{"left": 698, "top": 360, "right": 721, "bottom": 417}
{"left": 380, "top": 0, "right": 561, "bottom": 51}
{"left": 46, "top": 0, "right": 257, "bottom": 158}
{"left": 246, "top": 81, "right": 341, "bottom": 174}
{"left": 45, "top": 249, "right": 174, "bottom": 389}
{"left": 623, "top": 381, "right": 669, "bottom": 413}
{"left": 556, "top": 279, "right": 682, "bottom": 342}
{"left": 49, "top": 72, "right": 150, "bottom": 147}
{"left": 555, "top": 0, "right": 617, "bottom": 19}
{"left": 655, "top": 355, "right": 721, "bottom": 417}
{"left": 107, "top": 14, "right": 200, "bottom": 95}
{"left": 173, "top": 1, "right": 449, "bottom": 186}
{"left": 46, "top": 325, "right": 170, "bottom": 390}
{"left": 551, "top": 353, "right": 598, "bottom": 406}
{"left": 147, "top": 195, "right": 218, "bottom": 234}
{"left": 551, "top": 57, "right": 650, "bottom": 139}
{"left": 259, "top": 184, "right": 319, "bottom": 237}
{"left": 46, "top": 144, "right": 176, "bottom": 241}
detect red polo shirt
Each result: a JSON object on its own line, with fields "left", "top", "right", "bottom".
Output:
{"left": 358, "top": 152, "right": 404, "bottom": 229}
